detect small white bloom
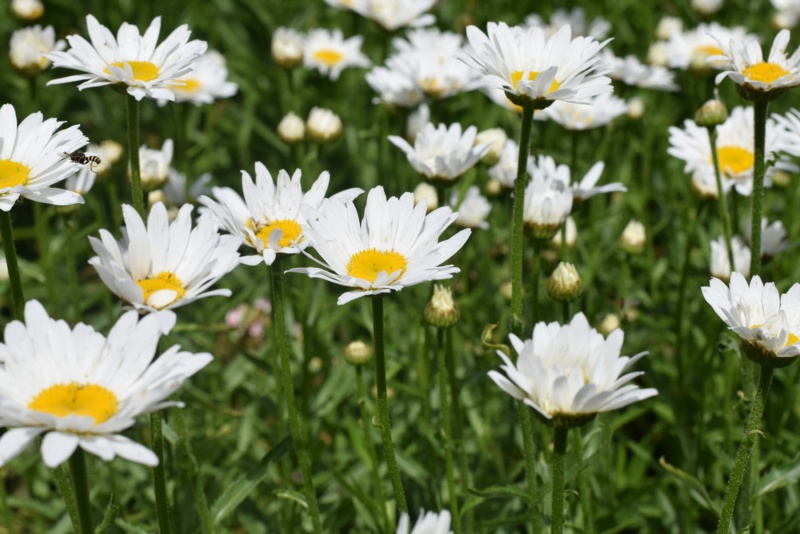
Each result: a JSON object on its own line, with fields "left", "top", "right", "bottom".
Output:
{"left": 272, "top": 27, "right": 304, "bottom": 68}
{"left": 539, "top": 92, "right": 628, "bottom": 131}
{"left": 303, "top": 28, "right": 370, "bottom": 81}
{"left": 389, "top": 122, "right": 490, "bottom": 182}
{"left": 711, "top": 29, "right": 800, "bottom": 95}
{"left": 523, "top": 156, "right": 574, "bottom": 239}
{"left": 710, "top": 235, "right": 750, "bottom": 281}
{"left": 656, "top": 16, "right": 683, "bottom": 41}
{"left": 620, "top": 219, "right": 646, "bottom": 254}
{"left": 46, "top": 15, "right": 207, "bottom": 102}
{"left": 488, "top": 312, "right": 657, "bottom": 422}
{"left": 647, "top": 41, "right": 669, "bottom": 67}
{"left": 11, "top": 0, "right": 43, "bottom": 20}
{"left": 692, "top": 0, "right": 724, "bottom": 15}
{"left": 348, "top": 0, "right": 436, "bottom": 31}
{"left": 287, "top": 186, "right": 471, "bottom": 305}
{"left": 414, "top": 182, "right": 438, "bottom": 211}
{"left": 529, "top": 155, "right": 623, "bottom": 201}
{"left": 162, "top": 169, "right": 211, "bottom": 207}
{"left": 134, "top": 139, "right": 173, "bottom": 192}
{"left": 450, "top": 186, "right": 491, "bottom": 230}
{"left": 88, "top": 203, "right": 240, "bottom": 332}
{"left": 627, "top": 97, "right": 645, "bottom": 119}
{"left": 666, "top": 23, "right": 756, "bottom": 71}
{"left": 0, "top": 300, "right": 212, "bottom": 468}
{"left": 744, "top": 218, "right": 789, "bottom": 258}
{"left": 278, "top": 112, "right": 306, "bottom": 144}
{"left": 397, "top": 508, "right": 453, "bottom": 534}
{"left": 165, "top": 51, "right": 237, "bottom": 105}
{"left": 773, "top": 0, "right": 800, "bottom": 29}
{"left": 0, "top": 104, "right": 87, "bottom": 211}
{"left": 200, "top": 164, "right": 362, "bottom": 266}
{"left": 10, "top": 25, "right": 64, "bottom": 74}
{"left": 306, "top": 107, "right": 342, "bottom": 142}
{"left": 488, "top": 140, "right": 526, "bottom": 189}
{"left": 474, "top": 128, "right": 507, "bottom": 164}
{"left": 600, "top": 49, "right": 678, "bottom": 91}
{"left": 406, "top": 103, "right": 430, "bottom": 143}
{"left": 525, "top": 8, "right": 611, "bottom": 40}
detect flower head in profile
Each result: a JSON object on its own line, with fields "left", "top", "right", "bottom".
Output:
{"left": 525, "top": 7, "right": 611, "bottom": 39}
{"left": 745, "top": 218, "right": 788, "bottom": 258}
{"left": 46, "top": 15, "right": 207, "bottom": 101}
{"left": 164, "top": 51, "right": 238, "bottom": 105}
{"left": 461, "top": 22, "right": 612, "bottom": 108}
{"left": 397, "top": 508, "right": 453, "bottom": 534}
{"left": 88, "top": 202, "right": 240, "bottom": 332}
{"left": 538, "top": 92, "right": 628, "bottom": 131}
{"left": 599, "top": 50, "right": 678, "bottom": 91}
{"left": 288, "top": 186, "right": 471, "bottom": 305}
{"left": 666, "top": 23, "right": 755, "bottom": 72}
{"left": 488, "top": 140, "right": 527, "bottom": 189}
{"left": 272, "top": 27, "right": 304, "bottom": 69}
{"left": 488, "top": 312, "right": 657, "bottom": 427}
{"left": 450, "top": 186, "right": 491, "bottom": 230}
{"left": 134, "top": 139, "right": 173, "bottom": 192}
{"left": 702, "top": 272, "right": 800, "bottom": 367}
{"left": 303, "top": 28, "right": 370, "bottom": 81}
{"left": 710, "top": 235, "right": 750, "bottom": 281}
{"left": 523, "top": 157, "right": 574, "bottom": 239}
{"left": 0, "top": 104, "right": 87, "bottom": 211}
{"left": 710, "top": 29, "right": 800, "bottom": 99}
{"left": 348, "top": 0, "right": 436, "bottom": 31}
{"left": 10, "top": 25, "right": 64, "bottom": 75}
{"left": 389, "top": 122, "right": 490, "bottom": 183}
{"left": 0, "top": 300, "right": 211, "bottom": 468}
{"left": 200, "top": 164, "right": 361, "bottom": 266}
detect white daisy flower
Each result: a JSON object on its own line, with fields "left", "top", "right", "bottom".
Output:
{"left": 523, "top": 156, "right": 574, "bottom": 239}
{"left": 134, "top": 139, "right": 173, "bottom": 192}
{"left": 88, "top": 202, "right": 240, "bottom": 332}
{"left": 710, "top": 235, "right": 751, "bottom": 281}
{"left": 488, "top": 312, "right": 658, "bottom": 425}
{"left": 162, "top": 169, "right": 212, "bottom": 207}
{"left": 450, "top": 186, "right": 491, "bottom": 230}
{"left": 9, "top": 25, "right": 65, "bottom": 75}
{"left": 773, "top": 0, "right": 800, "bottom": 29}
{"left": 164, "top": 51, "right": 237, "bottom": 105}
{"left": 307, "top": 107, "right": 343, "bottom": 142}
{"left": 397, "top": 509, "right": 453, "bottom": 534}
{"left": 525, "top": 7, "right": 611, "bottom": 40}
{"left": 0, "top": 300, "right": 212, "bottom": 468}
{"left": 46, "top": 15, "right": 207, "bottom": 102}
{"left": 744, "top": 218, "right": 789, "bottom": 258}
{"left": 348, "top": 0, "right": 436, "bottom": 31}
{"left": 710, "top": 29, "right": 800, "bottom": 97}
{"left": 272, "top": 27, "right": 304, "bottom": 69}
{"left": 287, "top": 186, "right": 471, "bottom": 305}
{"left": 366, "top": 60, "right": 426, "bottom": 108}
{"left": 668, "top": 106, "right": 793, "bottom": 196}
{"left": 538, "top": 92, "right": 628, "bottom": 130}
{"left": 770, "top": 107, "right": 800, "bottom": 157}
{"left": 0, "top": 103, "right": 87, "bottom": 211}
{"left": 460, "top": 22, "right": 612, "bottom": 108}
{"left": 406, "top": 103, "right": 430, "bottom": 142}
{"left": 666, "top": 23, "right": 756, "bottom": 71}
{"left": 692, "top": 0, "right": 724, "bottom": 15}
{"left": 474, "top": 128, "right": 507, "bottom": 164}
{"left": 488, "top": 139, "right": 527, "bottom": 189}
{"left": 528, "top": 155, "right": 624, "bottom": 201}
{"left": 388, "top": 122, "right": 490, "bottom": 182}
{"left": 199, "top": 164, "right": 362, "bottom": 267}
{"left": 600, "top": 50, "right": 678, "bottom": 91}
{"left": 702, "top": 272, "right": 800, "bottom": 366}
{"left": 303, "top": 28, "right": 370, "bottom": 81}
{"left": 11, "top": 0, "right": 42, "bottom": 21}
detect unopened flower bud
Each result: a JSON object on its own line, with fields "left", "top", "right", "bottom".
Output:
{"left": 484, "top": 179, "right": 503, "bottom": 197}
{"left": 598, "top": 313, "right": 621, "bottom": 336}
{"left": 771, "top": 169, "right": 791, "bottom": 187}
{"left": 550, "top": 216, "right": 577, "bottom": 249}
{"left": 695, "top": 100, "right": 728, "bottom": 127}
{"left": 547, "top": 262, "right": 584, "bottom": 302}
{"left": 475, "top": 128, "right": 507, "bottom": 165}
{"left": 500, "top": 281, "right": 513, "bottom": 301}
{"left": 691, "top": 0, "right": 723, "bottom": 16}
{"left": 345, "top": 340, "right": 373, "bottom": 366}
{"left": 647, "top": 42, "right": 668, "bottom": 67}
{"left": 627, "top": 97, "right": 645, "bottom": 120}
{"left": 100, "top": 140, "right": 124, "bottom": 165}
{"left": 425, "top": 284, "right": 460, "bottom": 328}
{"left": 12, "top": 0, "right": 43, "bottom": 20}
{"left": 272, "top": 27, "right": 304, "bottom": 69}
{"left": 307, "top": 107, "right": 342, "bottom": 143}
{"left": 414, "top": 182, "right": 438, "bottom": 211}
{"left": 278, "top": 112, "right": 305, "bottom": 144}
{"left": 656, "top": 16, "right": 683, "bottom": 40}
{"left": 620, "top": 219, "right": 646, "bottom": 254}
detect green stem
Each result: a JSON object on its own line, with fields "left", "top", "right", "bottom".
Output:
{"left": 356, "top": 364, "right": 390, "bottom": 530}
{"left": 269, "top": 261, "right": 322, "bottom": 533}
{"left": 68, "top": 449, "right": 93, "bottom": 534}
{"left": 708, "top": 127, "right": 735, "bottom": 274}
{"left": 675, "top": 203, "right": 705, "bottom": 386}
{"left": 0, "top": 211, "right": 24, "bottom": 320}
{"left": 551, "top": 427, "right": 569, "bottom": 534}
{"left": 53, "top": 464, "right": 80, "bottom": 532}
{"left": 63, "top": 216, "right": 81, "bottom": 322}
{"left": 172, "top": 406, "right": 212, "bottom": 534}
{"left": 436, "top": 328, "right": 462, "bottom": 534}
{"left": 150, "top": 410, "right": 173, "bottom": 534}
{"left": 749, "top": 100, "right": 769, "bottom": 277}
{"left": 126, "top": 94, "right": 144, "bottom": 217}
{"left": 519, "top": 405, "right": 542, "bottom": 532}
{"left": 372, "top": 296, "right": 409, "bottom": 513}
{"left": 531, "top": 240, "right": 541, "bottom": 325}
{"left": 511, "top": 104, "right": 535, "bottom": 336}
{"left": 561, "top": 302, "right": 569, "bottom": 324}
{"left": 33, "top": 203, "right": 57, "bottom": 308}
{"left": 716, "top": 365, "right": 774, "bottom": 534}
{"left": 0, "top": 469, "right": 11, "bottom": 533}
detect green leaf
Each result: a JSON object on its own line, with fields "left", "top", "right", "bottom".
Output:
{"left": 468, "top": 485, "right": 531, "bottom": 503}
{"left": 659, "top": 456, "right": 718, "bottom": 513}
{"left": 273, "top": 489, "right": 308, "bottom": 509}
{"left": 94, "top": 495, "right": 119, "bottom": 534}
{"left": 756, "top": 454, "right": 800, "bottom": 496}
{"left": 210, "top": 436, "right": 293, "bottom": 525}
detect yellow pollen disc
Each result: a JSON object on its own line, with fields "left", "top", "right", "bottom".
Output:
{"left": 420, "top": 77, "right": 445, "bottom": 97}
{"left": 312, "top": 49, "right": 344, "bottom": 66}
{"left": 28, "top": 382, "right": 118, "bottom": 425}
{"left": 717, "top": 146, "right": 754, "bottom": 176}
{"left": 347, "top": 249, "right": 408, "bottom": 283}
{"left": 510, "top": 70, "right": 561, "bottom": 94}
{"left": 106, "top": 60, "right": 160, "bottom": 82}
{"left": 695, "top": 45, "right": 723, "bottom": 56}
{"left": 255, "top": 219, "right": 303, "bottom": 249}
{"left": 787, "top": 333, "right": 800, "bottom": 346}
{"left": 177, "top": 78, "right": 202, "bottom": 93}
{"left": 743, "top": 62, "right": 790, "bottom": 84}
{"left": 136, "top": 271, "right": 186, "bottom": 307}
{"left": 0, "top": 159, "right": 31, "bottom": 189}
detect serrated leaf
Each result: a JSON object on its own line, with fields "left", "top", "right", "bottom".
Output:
{"left": 756, "top": 454, "right": 800, "bottom": 495}
{"left": 273, "top": 489, "right": 309, "bottom": 509}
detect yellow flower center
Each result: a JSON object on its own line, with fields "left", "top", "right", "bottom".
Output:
{"left": 106, "top": 60, "right": 160, "bottom": 82}
{"left": 176, "top": 78, "right": 202, "bottom": 93}
{"left": 695, "top": 45, "right": 723, "bottom": 57}
{"left": 420, "top": 77, "right": 445, "bottom": 97}
{"left": 717, "top": 146, "right": 754, "bottom": 176}
{"left": 253, "top": 219, "right": 303, "bottom": 249}
{"left": 743, "top": 62, "right": 790, "bottom": 84}
{"left": 751, "top": 323, "right": 800, "bottom": 346}
{"left": 136, "top": 271, "right": 185, "bottom": 308}
{"left": 510, "top": 70, "right": 561, "bottom": 94}
{"left": 0, "top": 159, "right": 31, "bottom": 189}
{"left": 347, "top": 249, "right": 408, "bottom": 283}
{"left": 28, "top": 382, "right": 118, "bottom": 425}
{"left": 312, "top": 49, "right": 343, "bottom": 66}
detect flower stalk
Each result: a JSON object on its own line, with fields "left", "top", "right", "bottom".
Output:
{"left": 126, "top": 94, "right": 144, "bottom": 217}
{"left": 150, "top": 410, "right": 173, "bottom": 534}
{"left": 69, "top": 449, "right": 94, "bottom": 534}
{"left": 436, "top": 328, "right": 462, "bottom": 534}
{"left": 551, "top": 427, "right": 569, "bottom": 534}
{"left": 749, "top": 100, "right": 769, "bottom": 277}
{"left": 511, "top": 102, "right": 534, "bottom": 335}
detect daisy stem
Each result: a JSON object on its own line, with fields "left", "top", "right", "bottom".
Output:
{"left": 172, "top": 405, "right": 212, "bottom": 534}
{"left": 53, "top": 464, "right": 81, "bottom": 532}
{"left": 519, "top": 404, "right": 542, "bottom": 532}
{"left": 551, "top": 426, "right": 569, "bottom": 534}
{"left": 33, "top": 202, "right": 58, "bottom": 309}
{"left": 355, "top": 364, "right": 390, "bottom": 530}
{"left": 716, "top": 364, "right": 774, "bottom": 534}
{"left": 436, "top": 327, "right": 462, "bottom": 534}
{"left": 707, "top": 126, "right": 735, "bottom": 274}
{"left": 63, "top": 216, "right": 81, "bottom": 322}
{"left": 531, "top": 240, "right": 541, "bottom": 325}
{"left": 372, "top": 295, "right": 409, "bottom": 514}
{"left": 749, "top": 100, "right": 769, "bottom": 277}
{"left": 68, "top": 449, "right": 94, "bottom": 534}
{"left": 126, "top": 94, "right": 145, "bottom": 217}
{"left": 0, "top": 211, "right": 25, "bottom": 320}
{"left": 150, "top": 410, "right": 174, "bottom": 534}
{"left": 269, "top": 262, "right": 323, "bottom": 533}
{"left": 512, "top": 103, "right": 535, "bottom": 335}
